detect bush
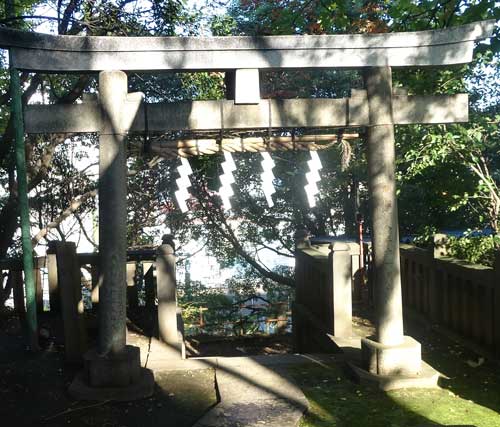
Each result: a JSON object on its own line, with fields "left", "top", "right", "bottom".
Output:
{"left": 445, "top": 233, "right": 500, "bottom": 267}
{"left": 412, "top": 227, "right": 500, "bottom": 267}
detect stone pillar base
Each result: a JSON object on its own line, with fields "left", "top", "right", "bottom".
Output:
{"left": 361, "top": 336, "right": 421, "bottom": 376}
{"left": 69, "top": 345, "right": 154, "bottom": 401}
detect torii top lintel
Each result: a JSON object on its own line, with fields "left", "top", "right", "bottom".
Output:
{"left": 0, "top": 20, "right": 494, "bottom": 72}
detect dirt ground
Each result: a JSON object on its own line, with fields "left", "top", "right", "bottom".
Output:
{"left": 0, "top": 310, "right": 216, "bottom": 427}
{"left": 185, "top": 333, "right": 294, "bottom": 357}
{"left": 0, "top": 307, "right": 302, "bottom": 427}
{"left": 3, "top": 301, "right": 490, "bottom": 427}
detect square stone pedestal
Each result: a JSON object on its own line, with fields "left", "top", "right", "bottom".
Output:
{"left": 69, "top": 345, "right": 155, "bottom": 401}
{"left": 332, "top": 335, "right": 440, "bottom": 391}
{"left": 361, "top": 335, "right": 421, "bottom": 376}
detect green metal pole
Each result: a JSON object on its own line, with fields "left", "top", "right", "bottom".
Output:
{"left": 6, "top": 0, "right": 39, "bottom": 351}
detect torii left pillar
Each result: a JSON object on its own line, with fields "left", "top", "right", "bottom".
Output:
{"left": 70, "top": 70, "right": 154, "bottom": 401}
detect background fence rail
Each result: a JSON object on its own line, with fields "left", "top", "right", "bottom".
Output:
{"left": 398, "top": 241, "right": 498, "bottom": 353}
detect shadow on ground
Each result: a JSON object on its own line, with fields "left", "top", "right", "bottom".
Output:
{"left": 290, "top": 303, "right": 499, "bottom": 427}
{"left": 405, "top": 312, "right": 500, "bottom": 424}
{"left": 2, "top": 303, "right": 500, "bottom": 427}
{"left": 0, "top": 312, "right": 216, "bottom": 427}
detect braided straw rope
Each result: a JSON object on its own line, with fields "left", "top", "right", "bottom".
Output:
{"left": 149, "top": 134, "right": 359, "bottom": 159}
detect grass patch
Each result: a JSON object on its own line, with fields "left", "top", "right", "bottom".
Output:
{"left": 289, "top": 363, "right": 500, "bottom": 427}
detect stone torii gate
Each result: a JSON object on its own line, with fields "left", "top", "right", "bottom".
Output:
{"left": 0, "top": 20, "right": 494, "bottom": 399}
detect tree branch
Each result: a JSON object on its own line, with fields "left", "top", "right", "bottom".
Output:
{"left": 194, "top": 183, "right": 295, "bottom": 288}
{"left": 32, "top": 189, "right": 97, "bottom": 247}
{"left": 74, "top": 212, "right": 98, "bottom": 249}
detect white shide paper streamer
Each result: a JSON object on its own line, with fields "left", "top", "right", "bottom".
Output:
{"left": 175, "top": 157, "right": 193, "bottom": 213}
{"left": 304, "top": 151, "right": 323, "bottom": 208}
{"left": 260, "top": 152, "right": 276, "bottom": 208}
{"left": 218, "top": 152, "right": 237, "bottom": 211}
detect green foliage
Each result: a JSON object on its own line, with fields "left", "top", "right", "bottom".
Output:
{"left": 445, "top": 233, "right": 500, "bottom": 266}
{"left": 180, "top": 72, "right": 225, "bottom": 101}
{"left": 226, "top": 265, "right": 294, "bottom": 302}
{"left": 412, "top": 227, "right": 499, "bottom": 266}
{"left": 411, "top": 225, "right": 438, "bottom": 248}
{"left": 178, "top": 280, "right": 234, "bottom": 334}
{"left": 210, "top": 14, "right": 237, "bottom": 35}
{"left": 398, "top": 113, "right": 500, "bottom": 233}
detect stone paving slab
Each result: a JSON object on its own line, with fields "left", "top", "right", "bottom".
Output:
{"left": 142, "top": 353, "right": 330, "bottom": 426}
{"left": 193, "top": 359, "right": 309, "bottom": 427}
{"left": 126, "top": 330, "right": 329, "bottom": 426}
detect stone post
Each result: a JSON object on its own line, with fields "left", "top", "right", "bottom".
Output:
{"left": 433, "top": 233, "right": 449, "bottom": 258}
{"left": 361, "top": 66, "right": 422, "bottom": 376}
{"left": 364, "top": 66, "right": 404, "bottom": 345}
{"left": 70, "top": 71, "right": 154, "bottom": 400}
{"left": 156, "top": 235, "right": 183, "bottom": 357}
{"left": 55, "top": 241, "right": 87, "bottom": 362}
{"left": 126, "top": 262, "right": 139, "bottom": 310}
{"left": 97, "top": 70, "right": 128, "bottom": 356}
{"left": 328, "top": 242, "right": 353, "bottom": 338}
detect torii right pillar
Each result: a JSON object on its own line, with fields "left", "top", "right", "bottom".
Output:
{"left": 361, "top": 66, "right": 422, "bottom": 377}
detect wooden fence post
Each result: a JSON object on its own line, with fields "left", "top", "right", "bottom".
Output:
{"left": 34, "top": 266, "right": 43, "bottom": 313}
{"left": 493, "top": 251, "right": 500, "bottom": 357}
{"left": 46, "top": 242, "right": 60, "bottom": 313}
{"left": 126, "top": 262, "right": 138, "bottom": 310}
{"left": 55, "top": 241, "right": 87, "bottom": 362}
{"left": 12, "top": 269, "right": 25, "bottom": 316}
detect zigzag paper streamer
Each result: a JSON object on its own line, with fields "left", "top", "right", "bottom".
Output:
{"left": 218, "top": 152, "right": 236, "bottom": 211}
{"left": 174, "top": 157, "right": 193, "bottom": 213}
{"left": 304, "top": 150, "right": 323, "bottom": 208}
{"left": 260, "top": 152, "right": 276, "bottom": 208}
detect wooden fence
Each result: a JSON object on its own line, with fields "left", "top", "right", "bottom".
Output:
{"left": 294, "top": 236, "right": 500, "bottom": 357}
{"left": 399, "top": 242, "right": 498, "bottom": 354}
{"left": 0, "top": 242, "right": 182, "bottom": 361}
{"left": 0, "top": 245, "right": 158, "bottom": 315}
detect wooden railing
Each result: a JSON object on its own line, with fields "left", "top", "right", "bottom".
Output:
{"left": 295, "top": 237, "right": 500, "bottom": 356}
{"left": 399, "top": 243, "right": 498, "bottom": 353}
{"left": 0, "top": 256, "right": 47, "bottom": 315}
{"left": 0, "top": 246, "right": 158, "bottom": 315}
{"left": 0, "top": 242, "right": 183, "bottom": 361}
